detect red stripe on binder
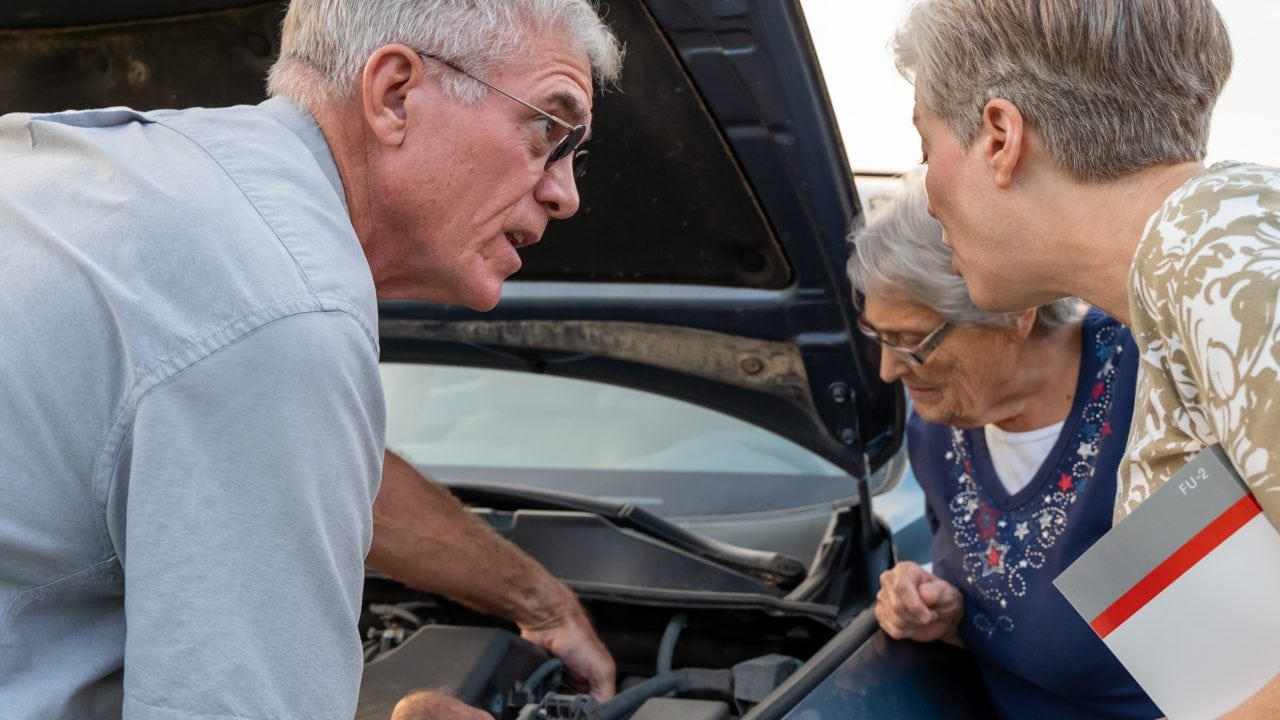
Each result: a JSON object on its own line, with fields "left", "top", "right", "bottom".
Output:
{"left": 1091, "top": 493, "right": 1262, "bottom": 638}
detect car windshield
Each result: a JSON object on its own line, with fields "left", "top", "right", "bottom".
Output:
{"left": 381, "top": 363, "right": 856, "bottom": 519}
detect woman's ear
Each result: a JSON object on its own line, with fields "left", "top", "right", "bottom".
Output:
{"left": 1009, "top": 306, "right": 1037, "bottom": 341}
{"left": 979, "top": 98, "right": 1026, "bottom": 189}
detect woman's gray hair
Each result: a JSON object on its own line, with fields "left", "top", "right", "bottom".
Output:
{"left": 267, "top": 0, "right": 622, "bottom": 111}
{"left": 847, "top": 170, "right": 1079, "bottom": 333}
{"left": 894, "top": 0, "right": 1232, "bottom": 182}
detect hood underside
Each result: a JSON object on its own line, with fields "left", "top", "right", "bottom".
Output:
{"left": 0, "top": 0, "right": 904, "bottom": 485}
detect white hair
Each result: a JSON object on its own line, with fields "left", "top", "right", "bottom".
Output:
{"left": 267, "top": 0, "right": 622, "bottom": 110}
{"left": 847, "top": 169, "right": 1080, "bottom": 333}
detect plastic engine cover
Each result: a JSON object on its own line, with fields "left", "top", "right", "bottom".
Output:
{"left": 356, "top": 625, "right": 549, "bottom": 720}
{"left": 630, "top": 697, "right": 730, "bottom": 720}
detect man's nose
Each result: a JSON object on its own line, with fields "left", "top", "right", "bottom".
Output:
{"left": 536, "top": 158, "right": 580, "bottom": 219}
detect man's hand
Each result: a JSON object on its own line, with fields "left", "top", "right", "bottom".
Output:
{"left": 874, "top": 561, "right": 963, "bottom": 645}
{"left": 369, "top": 451, "right": 617, "bottom": 701}
{"left": 518, "top": 584, "right": 616, "bottom": 702}
{"left": 390, "top": 691, "right": 491, "bottom": 720}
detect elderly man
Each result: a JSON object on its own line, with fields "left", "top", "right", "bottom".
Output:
{"left": 893, "top": 0, "right": 1278, "bottom": 716}
{"left": 0, "top": 1, "right": 620, "bottom": 719}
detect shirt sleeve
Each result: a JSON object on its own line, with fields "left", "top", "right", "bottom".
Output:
{"left": 112, "top": 310, "right": 384, "bottom": 720}
{"left": 1163, "top": 211, "right": 1280, "bottom": 525}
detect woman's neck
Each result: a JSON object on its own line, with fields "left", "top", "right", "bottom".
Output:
{"left": 1054, "top": 162, "right": 1204, "bottom": 325}
{"left": 991, "top": 321, "right": 1084, "bottom": 433}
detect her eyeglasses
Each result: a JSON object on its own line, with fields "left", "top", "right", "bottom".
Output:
{"left": 856, "top": 316, "right": 955, "bottom": 367}
{"left": 417, "top": 52, "right": 588, "bottom": 178}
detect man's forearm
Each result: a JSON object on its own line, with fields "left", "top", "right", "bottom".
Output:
{"left": 366, "top": 450, "right": 570, "bottom": 628}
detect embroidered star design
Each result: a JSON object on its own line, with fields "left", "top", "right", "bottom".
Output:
{"left": 982, "top": 538, "right": 1010, "bottom": 577}
{"left": 1058, "top": 473, "right": 1074, "bottom": 492}
{"left": 1038, "top": 513, "right": 1053, "bottom": 529}
{"left": 1077, "top": 441, "right": 1097, "bottom": 459}
{"left": 1014, "top": 522, "right": 1030, "bottom": 541}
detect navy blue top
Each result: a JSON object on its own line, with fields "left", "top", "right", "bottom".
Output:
{"left": 908, "top": 310, "right": 1160, "bottom": 719}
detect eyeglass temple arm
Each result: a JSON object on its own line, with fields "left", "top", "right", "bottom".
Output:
{"left": 419, "top": 52, "right": 576, "bottom": 132}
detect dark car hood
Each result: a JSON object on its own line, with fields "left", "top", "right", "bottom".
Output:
{"left": 0, "top": 0, "right": 903, "bottom": 487}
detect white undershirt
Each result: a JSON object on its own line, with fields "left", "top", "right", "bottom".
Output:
{"left": 983, "top": 421, "right": 1066, "bottom": 495}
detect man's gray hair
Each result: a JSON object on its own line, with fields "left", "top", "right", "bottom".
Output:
{"left": 847, "top": 170, "right": 1079, "bottom": 332}
{"left": 894, "top": 0, "right": 1232, "bottom": 182}
{"left": 268, "top": 0, "right": 622, "bottom": 110}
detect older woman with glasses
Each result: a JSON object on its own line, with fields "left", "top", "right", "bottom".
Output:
{"left": 848, "top": 171, "right": 1159, "bottom": 720}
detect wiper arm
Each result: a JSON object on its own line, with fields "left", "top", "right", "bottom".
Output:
{"left": 449, "top": 483, "right": 807, "bottom": 588}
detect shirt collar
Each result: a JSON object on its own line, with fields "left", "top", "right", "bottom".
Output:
{"left": 258, "top": 96, "right": 348, "bottom": 213}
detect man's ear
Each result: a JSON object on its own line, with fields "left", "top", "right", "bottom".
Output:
{"left": 979, "top": 98, "right": 1026, "bottom": 189}
{"left": 360, "top": 44, "right": 421, "bottom": 147}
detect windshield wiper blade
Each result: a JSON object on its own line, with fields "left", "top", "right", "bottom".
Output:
{"left": 449, "top": 483, "right": 807, "bottom": 588}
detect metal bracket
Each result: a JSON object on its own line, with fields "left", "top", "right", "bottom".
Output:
{"left": 828, "top": 381, "right": 884, "bottom": 550}
{"left": 827, "top": 381, "right": 858, "bottom": 447}
{"left": 517, "top": 693, "right": 600, "bottom": 720}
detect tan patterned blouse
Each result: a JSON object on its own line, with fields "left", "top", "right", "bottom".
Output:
{"left": 1119, "top": 161, "right": 1280, "bottom": 526}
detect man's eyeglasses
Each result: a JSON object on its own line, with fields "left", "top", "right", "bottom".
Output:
{"left": 417, "top": 52, "right": 588, "bottom": 178}
{"left": 856, "top": 316, "right": 955, "bottom": 367}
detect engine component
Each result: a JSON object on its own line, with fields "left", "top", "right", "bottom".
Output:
{"left": 517, "top": 693, "right": 598, "bottom": 720}
{"left": 732, "top": 653, "right": 801, "bottom": 709}
{"left": 630, "top": 697, "right": 730, "bottom": 720}
{"left": 357, "top": 625, "right": 549, "bottom": 720}
{"left": 656, "top": 611, "right": 689, "bottom": 674}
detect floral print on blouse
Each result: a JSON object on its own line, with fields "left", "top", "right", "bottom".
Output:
{"left": 1120, "top": 160, "right": 1280, "bottom": 527}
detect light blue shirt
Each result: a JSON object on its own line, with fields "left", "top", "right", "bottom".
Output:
{"left": 0, "top": 98, "right": 385, "bottom": 719}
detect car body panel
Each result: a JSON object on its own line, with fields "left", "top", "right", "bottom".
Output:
{"left": 0, "top": 0, "right": 903, "bottom": 486}
{"left": 1, "top": 2, "right": 978, "bottom": 718}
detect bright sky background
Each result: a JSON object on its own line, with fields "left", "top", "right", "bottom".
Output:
{"left": 801, "top": 0, "right": 1280, "bottom": 176}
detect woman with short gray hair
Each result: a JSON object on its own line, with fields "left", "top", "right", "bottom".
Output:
{"left": 895, "top": 0, "right": 1280, "bottom": 707}
{"left": 851, "top": 171, "right": 1158, "bottom": 719}
{"left": 895, "top": 0, "right": 1280, "bottom": 552}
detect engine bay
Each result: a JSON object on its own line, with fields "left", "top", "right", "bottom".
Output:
{"left": 354, "top": 575, "right": 841, "bottom": 720}
{"left": 352, "top": 478, "right": 894, "bottom": 720}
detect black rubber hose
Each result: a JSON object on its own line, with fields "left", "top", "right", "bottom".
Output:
{"left": 656, "top": 612, "right": 688, "bottom": 675}
{"left": 523, "top": 657, "right": 565, "bottom": 694}
{"left": 597, "top": 673, "right": 680, "bottom": 720}
{"left": 596, "top": 669, "right": 734, "bottom": 720}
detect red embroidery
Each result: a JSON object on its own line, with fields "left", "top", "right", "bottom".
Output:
{"left": 987, "top": 546, "right": 1003, "bottom": 567}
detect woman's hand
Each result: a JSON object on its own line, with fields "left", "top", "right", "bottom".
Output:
{"left": 874, "top": 561, "right": 964, "bottom": 646}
